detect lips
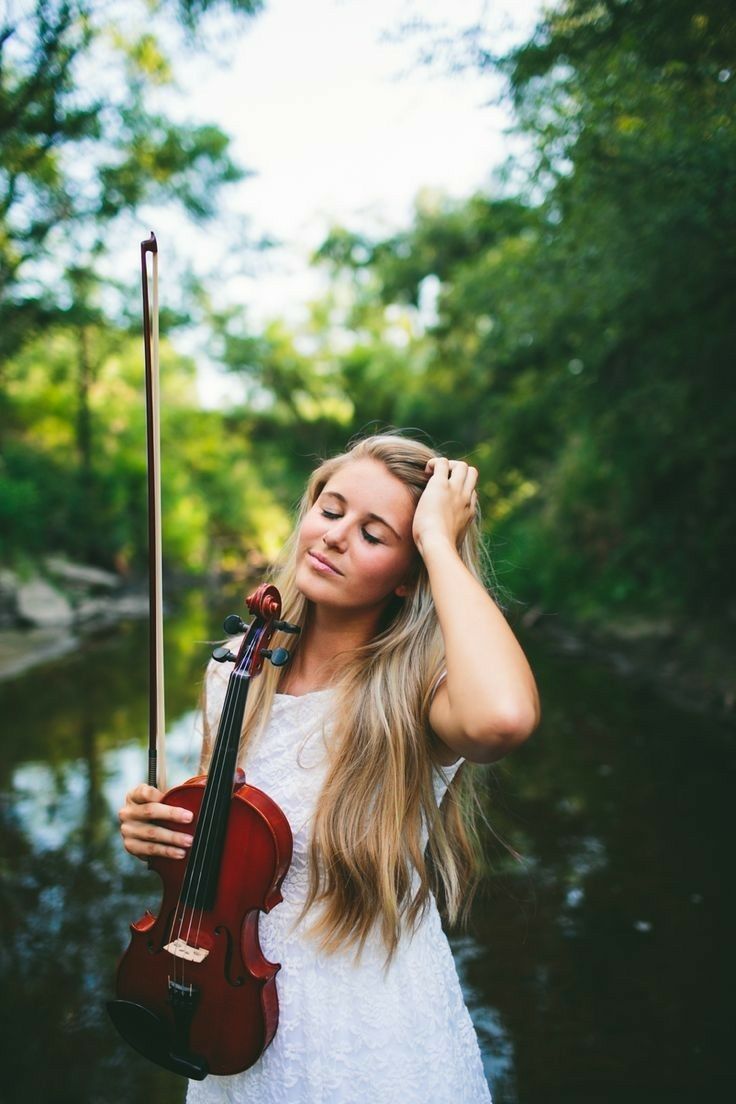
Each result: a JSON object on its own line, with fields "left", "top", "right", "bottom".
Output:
{"left": 307, "top": 551, "right": 343, "bottom": 576}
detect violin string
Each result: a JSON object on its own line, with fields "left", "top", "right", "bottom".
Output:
{"left": 169, "top": 647, "right": 247, "bottom": 991}
{"left": 185, "top": 644, "right": 251, "bottom": 958}
{"left": 186, "top": 627, "right": 260, "bottom": 959}
{"left": 173, "top": 636, "right": 248, "bottom": 954}
{"left": 175, "top": 624, "right": 261, "bottom": 979}
{"left": 165, "top": 627, "right": 250, "bottom": 986}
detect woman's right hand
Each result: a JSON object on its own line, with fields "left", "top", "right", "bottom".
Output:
{"left": 118, "top": 783, "right": 194, "bottom": 861}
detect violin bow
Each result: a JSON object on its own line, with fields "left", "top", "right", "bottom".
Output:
{"left": 141, "top": 231, "right": 166, "bottom": 792}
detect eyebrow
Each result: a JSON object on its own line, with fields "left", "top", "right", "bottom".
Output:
{"left": 320, "top": 491, "right": 401, "bottom": 540}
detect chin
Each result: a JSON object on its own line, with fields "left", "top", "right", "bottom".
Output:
{"left": 294, "top": 564, "right": 333, "bottom": 604}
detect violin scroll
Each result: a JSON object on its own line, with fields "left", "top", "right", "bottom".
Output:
{"left": 215, "top": 585, "right": 301, "bottom": 674}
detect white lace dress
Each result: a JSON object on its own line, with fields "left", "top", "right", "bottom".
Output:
{"left": 187, "top": 669, "right": 493, "bottom": 1104}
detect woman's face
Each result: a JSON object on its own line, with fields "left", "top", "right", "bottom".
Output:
{"left": 295, "top": 458, "right": 418, "bottom": 614}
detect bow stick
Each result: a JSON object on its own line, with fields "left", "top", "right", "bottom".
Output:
{"left": 141, "top": 231, "right": 166, "bottom": 792}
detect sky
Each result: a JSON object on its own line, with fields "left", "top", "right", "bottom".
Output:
{"left": 137, "top": 0, "right": 544, "bottom": 401}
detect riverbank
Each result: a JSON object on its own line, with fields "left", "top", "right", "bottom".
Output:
{"left": 0, "top": 557, "right": 149, "bottom": 682}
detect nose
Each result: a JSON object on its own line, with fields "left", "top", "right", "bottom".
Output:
{"left": 322, "top": 517, "right": 348, "bottom": 550}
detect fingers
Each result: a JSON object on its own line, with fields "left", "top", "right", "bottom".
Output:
{"left": 119, "top": 797, "right": 192, "bottom": 825}
{"left": 449, "top": 461, "right": 477, "bottom": 497}
{"left": 448, "top": 461, "right": 478, "bottom": 493}
{"left": 465, "top": 466, "right": 479, "bottom": 505}
{"left": 426, "top": 457, "right": 479, "bottom": 504}
{"left": 425, "top": 456, "right": 448, "bottom": 477}
{"left": 120, "top": 818, "right": 194, "bottom": 861}
{"left": 448, "top": 460, "right": 467, "bottom": 480}
{"left": 119, "top": 782, "right": 194, "bottom": 861}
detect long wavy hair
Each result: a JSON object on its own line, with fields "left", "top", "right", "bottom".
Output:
{"left": 202, "top": 432, "right": 503, "bottom": 963}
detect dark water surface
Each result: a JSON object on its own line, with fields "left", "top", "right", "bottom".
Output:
{"left": 1, "top": 591, "right": 734, "bottom": 1103}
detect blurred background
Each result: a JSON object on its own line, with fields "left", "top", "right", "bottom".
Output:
{"left": 1, "top": 1, "right": 734, "bottom": 1101}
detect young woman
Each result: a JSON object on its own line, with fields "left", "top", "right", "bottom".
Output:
{"left": 119, "top": 432, "right": 540, "bottom": 1103}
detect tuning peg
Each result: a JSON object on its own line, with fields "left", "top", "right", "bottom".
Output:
{"left": 223, "top": 614, "right": 247, "bottom": 635}
{"left": 272, "top": 619, "right": 301, "bottom": 635}
{"left": 212, "top": 646, "right": 237, "bottom": 663}
{"left": 261, "top": 647, "right": 291, "bottom": 667}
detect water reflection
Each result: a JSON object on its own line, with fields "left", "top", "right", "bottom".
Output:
{"left": 0, "top": 595, "right": 733, "bottom": 1103}
{"left": 0, "top": 598, "right": 211, "bottom": 1104}
{"left": 12, "top": 711, "right": 202, "bottom": 856}
{"left": 465, "top": 635, "right": 736, "bottom": 1103}
{"left": 451, "top": 934, "right": 518, "bottom": 1101}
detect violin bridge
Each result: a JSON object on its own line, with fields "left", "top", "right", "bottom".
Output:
{"left": 164, "top": 938, "right": 210, "bottom": 963}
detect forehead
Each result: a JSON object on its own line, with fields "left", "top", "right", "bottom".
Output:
{"left": 319, "top": 458, "right": 416, "bottom": 530}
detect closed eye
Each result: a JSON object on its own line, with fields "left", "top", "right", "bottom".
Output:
{"left": 320, "top": 507, "right": 382, "bottom": 544}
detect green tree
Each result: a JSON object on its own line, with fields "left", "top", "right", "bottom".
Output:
{"left": 0, "top": 0, "right": 262, "bottom": 361}
{"left": 0, "top": 0, "right": 270, "bottom": 570}
{"left": 316, "top": 0, "right": 736, "bottom": 625}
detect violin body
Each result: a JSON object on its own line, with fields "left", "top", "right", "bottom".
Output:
{"left": 109, "top": 771, "right": 292, "bottom": 1078}
{"left": 108, "top": 584, "right": 300, "bottom": 1080}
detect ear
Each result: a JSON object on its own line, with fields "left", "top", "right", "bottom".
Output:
{"left": 394, "top": 581, "right": 413, "bottom": 598}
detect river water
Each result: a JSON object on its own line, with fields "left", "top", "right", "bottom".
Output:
{"left": 1, "top": 589, "right": 733, "bottom": 1103}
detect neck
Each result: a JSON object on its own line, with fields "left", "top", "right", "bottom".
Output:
{"left": 283, "top": 601, "right": 386, "bottom": 692}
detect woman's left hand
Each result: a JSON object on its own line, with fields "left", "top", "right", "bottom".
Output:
{"left": 412, "top": 457, "right": 478, "bottom": 556}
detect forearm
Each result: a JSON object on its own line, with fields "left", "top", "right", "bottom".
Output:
{"left": 421, "top": 535, "right": 541, "bottom": 748}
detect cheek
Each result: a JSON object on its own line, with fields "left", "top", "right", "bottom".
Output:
{"left": 297, "top": 513, "right": 321, "bottom": 548}
{"left": 357, "top": 546, "right": 414, "bottom": 595}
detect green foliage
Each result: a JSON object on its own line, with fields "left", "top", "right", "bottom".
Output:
{"left": 2, "top": 0, "right": 734, "bottom": 631}
{"left": 0, "top": 324, "right": 292, "bottom": 571}
{"left": 0, "top": 0, "right": 282, "bottom": 576}
{"left": 308, "top": 0, "right": 736, "bottom": 625}
{"left": 0, "top": 0, "right": 252, "bottom": 362}
{"left": 170, "top": 0, "right": 264, "bottom": 32}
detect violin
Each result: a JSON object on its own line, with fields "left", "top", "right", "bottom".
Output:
{"left": 107, "top": 235, "right": 298, "bottom": 1078}
{"left": 108, "top": 584, "right": 300, "bottom": 1078}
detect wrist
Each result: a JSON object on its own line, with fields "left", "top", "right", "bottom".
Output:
{"left": 415, "top": 531, "right": 459, "bottom": 563}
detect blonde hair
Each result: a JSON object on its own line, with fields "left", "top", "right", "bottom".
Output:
{"left": 202, "top": 431, "right": 499, "bottom": 963}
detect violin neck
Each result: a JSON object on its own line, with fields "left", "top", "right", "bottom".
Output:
{"left": 181, "top": 671, "right": 251, "bottom": 910}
